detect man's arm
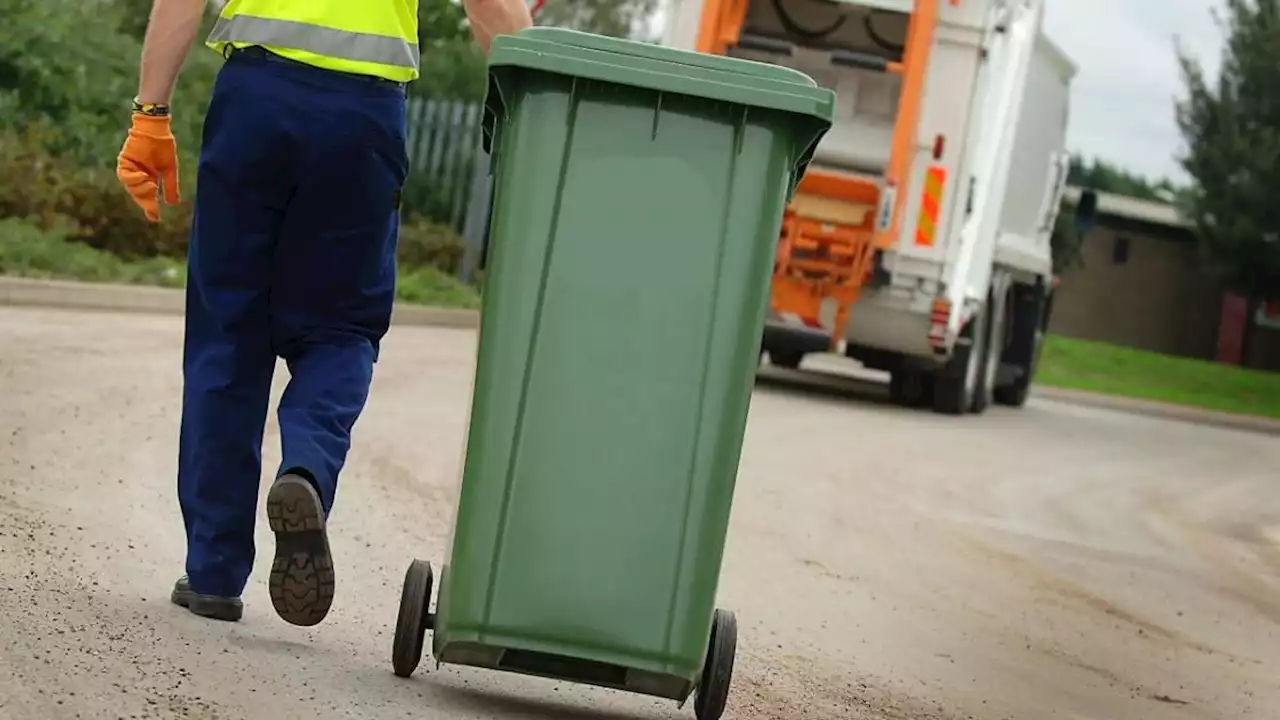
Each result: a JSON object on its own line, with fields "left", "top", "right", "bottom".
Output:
{"left": 137, "top": 0, "right": 209, "bottom": 105}
{"left": 462, "top": 0, "right": 533, "bottom": 54}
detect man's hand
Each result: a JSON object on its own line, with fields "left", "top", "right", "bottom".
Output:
{"left": 116, "top": 114, "right": 181, "bottom": 222}
{"left": 463, "top": 0, "right": 534, "bottom": 53}
{"left": 117, "top": 0, "right": 204, "bottom": 220}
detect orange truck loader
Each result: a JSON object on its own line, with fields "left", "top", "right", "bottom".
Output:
{"left": 661, "top": 0, "right": 1097, "bottom": 414}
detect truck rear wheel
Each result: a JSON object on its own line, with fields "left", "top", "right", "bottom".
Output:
{"left": 890, "top": 369, "right": 934, "bottom": 408}
{"left": 995, "top": 282, "right": 1051, "bottom": 408}
{"left": 994, "top": 333, "right": 1040, "bottom": 408}
{"left": 933, "top": 306, "right": 988, "bottom": 416}
{"left": 971, "top": 291, "right": 1007, "bottom": 414}
{"left": 769, "top": 348, "right": 804, "bottom": 370}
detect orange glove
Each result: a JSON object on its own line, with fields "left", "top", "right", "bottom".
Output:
{"left": 116, "top": 114, "right": 181, "bottom": 223}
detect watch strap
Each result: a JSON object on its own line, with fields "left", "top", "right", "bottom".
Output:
{"left": 132, "top": 98, "right": 170, "bottom": 117}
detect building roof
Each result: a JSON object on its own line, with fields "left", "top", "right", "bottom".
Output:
{"left": 1062, "top": 185, "right": 1190, "bottom": 229}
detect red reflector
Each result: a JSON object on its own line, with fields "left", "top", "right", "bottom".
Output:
{"left": 933, "top": 135, "right": 945, "bottom": 160}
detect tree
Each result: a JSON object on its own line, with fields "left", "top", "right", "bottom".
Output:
{"left": 1065, "top": 154, "right": 1177, "bottom": 203}
{"left": 415, "top": 38, "right": 488, "bottom": 102}
{"left": 412, "top": 0, "right": 488, "bottom": 101}
{"left": 1, "top": 0, "right": 217, "bottom": 167}
{"left": 419, "top": 0, "right": 474, "bottom": 42}
{"left": 1175, "top": 0, "right": 1280, "bottom": 365}
{"left": 116, "top": 0, "right": 153, "bottom": 40}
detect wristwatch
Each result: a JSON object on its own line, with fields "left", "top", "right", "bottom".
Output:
{"left": 131, "top": 98, "right": 170, "bottom": 117}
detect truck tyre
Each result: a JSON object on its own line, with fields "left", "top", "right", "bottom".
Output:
{"left": 995, "top": 283, "right": 1051, "bottom": 408}
{"left": 769, "top": 348, "right": 804, "bottom": 370}
{"left": 971, "top": 292, "right": 1006, "bottom": 414}
{"left": 890, "top": 369, "right": 934, "bottom": 408}
{"left": 933, "top": 305, "right": 988, "bottom": 416}
{"left": 994, "top": 372, "right": 1032, "bottom": 407}
{"left": 994, "top": 332, "right": 1040, "bottom": 407}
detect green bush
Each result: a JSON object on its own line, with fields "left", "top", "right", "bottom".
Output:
{"left": 0, "top": 126, "right": 195, "bottom": 257}
{"left": 0, "top": 216, "right": 186, "bottom": 286}
{"left": 0, "top": 216, "right": 477, "bottom": 307}
{"left": 0, "top": 125, "right": 469, "bottom": 274}
{"left": 397, "top": 264, "right": 481, "bottom": 309}
{"left": 397, "top": 218, "right": 467, "bottom": 274}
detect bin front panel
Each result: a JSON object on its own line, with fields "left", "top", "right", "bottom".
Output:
{"left": 435, "top": 52, "right": 826, "bottom": 681}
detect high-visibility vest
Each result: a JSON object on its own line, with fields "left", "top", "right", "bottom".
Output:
{"left": 207, "top": 0, "right": 420, "bottom": 83}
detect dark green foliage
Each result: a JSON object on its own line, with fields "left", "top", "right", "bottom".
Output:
{"left": 1, "top": 123, "right": 467, "bottom": 273}
{"left": 415, "top": 38, "right": 489, "bottom": 102}
{"left": 397, "top": 219, "right": 468, "bottom": 274}
{"left": 1065, "top": 154, "right": 1177, "bottom": 203}
{"left": 0, "top": 0, "right": 221, "bottom": 168}
{"left": 414, "top": 0, "right": 488, "bottom": 101}
{"left": 0, "top": 125, "right": 196, "bottom": 257}
{"left": 115, "top": 0, "right": 155, "bottom": 41}
{"left": 1175, "top": 0, "right": 1280, "bottom": 361}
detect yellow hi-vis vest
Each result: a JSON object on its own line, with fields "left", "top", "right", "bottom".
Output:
{"left": 207, "top": 0, "right": 420, "bottom": 83}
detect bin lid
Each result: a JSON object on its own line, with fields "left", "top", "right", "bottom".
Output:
{"left": 487, "top": 28, "right": 834, "bottom": 123}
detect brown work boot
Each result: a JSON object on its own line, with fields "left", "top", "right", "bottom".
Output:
{"left": 265, "top": 474, "right": 335, "bottom": 627}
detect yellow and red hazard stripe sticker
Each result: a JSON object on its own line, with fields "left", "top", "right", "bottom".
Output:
{"left": 914, "top": 166, "right": 947, "bottom": 247}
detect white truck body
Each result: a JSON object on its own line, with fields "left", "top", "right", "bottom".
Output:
{"left": 660, "top": 0, "right": 1081, "bottom": 412}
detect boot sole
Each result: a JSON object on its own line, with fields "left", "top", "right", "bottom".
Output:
{"left": 266, "top": 475, "right": 335, "bottom": 627}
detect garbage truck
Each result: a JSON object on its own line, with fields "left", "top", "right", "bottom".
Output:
{"left": 660, "top": 0, "right": 1097, "bottom": 414}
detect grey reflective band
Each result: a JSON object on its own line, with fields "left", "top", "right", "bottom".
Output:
{"left": 209, "top": 14, "right": 419, "bottom": 70}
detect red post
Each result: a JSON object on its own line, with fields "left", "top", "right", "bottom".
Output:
{"left": 1216, "top": 293, "right": 1248, "bottom": 365}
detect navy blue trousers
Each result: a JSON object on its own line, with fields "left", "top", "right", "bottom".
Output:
{"left": 179, "top": 51, "right": 407, "bottom": 598}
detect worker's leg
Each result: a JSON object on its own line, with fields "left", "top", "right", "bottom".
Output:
{"left": 175, "top": 57, "right": 299, "bottom": 620}
{"left": 263, "top": 62, "right": 407, "bottom": 626}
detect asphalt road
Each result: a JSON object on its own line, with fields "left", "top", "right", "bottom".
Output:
{"left": 2, "top": 306, "right": 1277, "bottom": 720}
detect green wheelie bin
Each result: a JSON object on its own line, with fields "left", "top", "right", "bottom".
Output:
{"left": 390, "top": 27, "right": 833, "bottom": 719}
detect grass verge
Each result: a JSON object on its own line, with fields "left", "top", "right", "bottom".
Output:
{"left": 0, "top": 217, "right": 480, "bottom": 309}
{"left": 1038, "top": 335, "right": 1280, "bottom": 420}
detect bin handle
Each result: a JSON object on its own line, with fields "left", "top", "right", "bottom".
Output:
{"left": 788, "top": 118, "right": 829, "bottom": 201}
{"left": 481, "top": 71, "right": 508, "bottom": 165}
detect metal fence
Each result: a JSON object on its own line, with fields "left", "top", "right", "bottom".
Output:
{"left": 403, "top": 96, "right": 492, "bottom": 281}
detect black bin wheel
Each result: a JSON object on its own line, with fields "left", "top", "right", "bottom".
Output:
{"left": 392, "top": 559, "right": 433, "bottom": 678}
{"left": 694, "top": 609, "right": 737, "bottom": 720}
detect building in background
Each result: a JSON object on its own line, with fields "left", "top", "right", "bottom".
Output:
{"left": 1052, "top": 188, "right": 1279, "bottom": 370}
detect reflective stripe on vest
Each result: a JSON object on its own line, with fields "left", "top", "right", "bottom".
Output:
{"left": 208, "top": 14, "right": 419, "bottom": 72}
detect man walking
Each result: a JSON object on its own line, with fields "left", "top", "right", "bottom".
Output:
{"left": 116, "top": 0, "right": 531, "bottom": 626}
